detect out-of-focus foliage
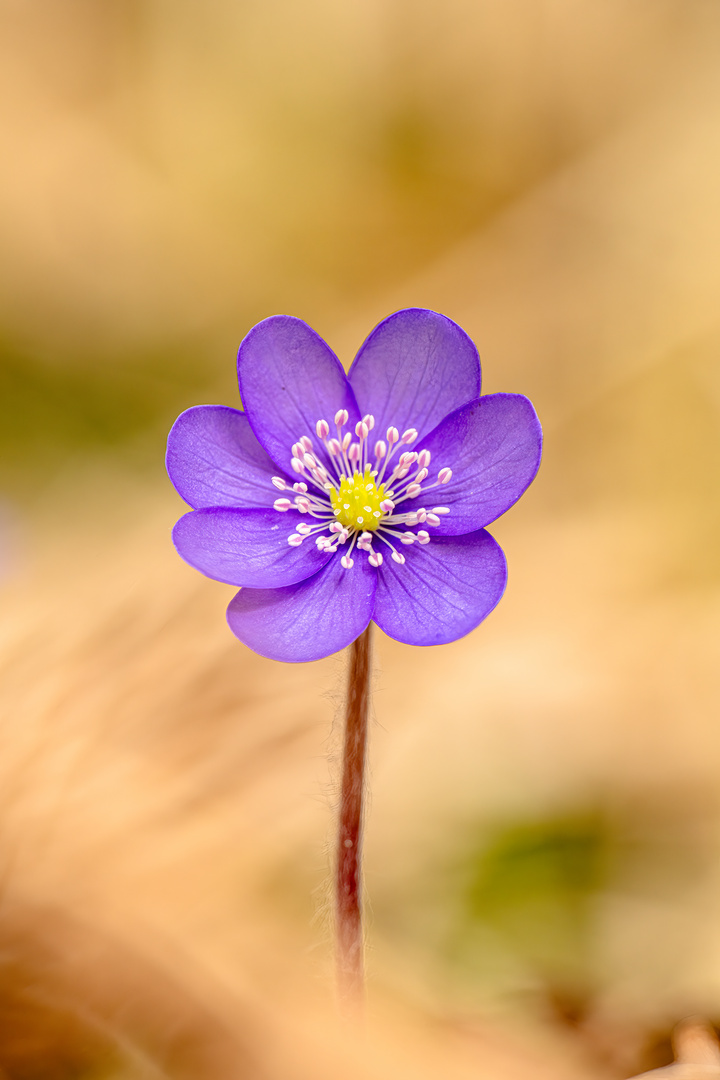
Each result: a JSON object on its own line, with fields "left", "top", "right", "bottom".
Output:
{"left": 463, "top": 811, "right": 613, "bottom": 988}
{"left": 0, "top": 0, "right": 709, "bottom": 489}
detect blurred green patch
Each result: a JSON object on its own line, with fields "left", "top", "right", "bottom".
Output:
{"left": 461, "top": 810, "right": 612, "bottom": 994}
{"left": 0, "top": 333, "right": 222, "bottom": 497}
{"left": 398, "top": 794, "right": 716, "bottom": 1012}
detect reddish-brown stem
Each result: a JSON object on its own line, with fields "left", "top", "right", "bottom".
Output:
{"left": 335, "top": 622, "right": 373, "bottom": 1007}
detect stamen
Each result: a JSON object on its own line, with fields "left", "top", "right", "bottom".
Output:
{"left": 273, "top": 412, "right": 452, "bottom": 572}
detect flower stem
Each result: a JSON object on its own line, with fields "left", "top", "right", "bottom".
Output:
{"left": 336, "top": 622, "right": 373, "bottom": 1007}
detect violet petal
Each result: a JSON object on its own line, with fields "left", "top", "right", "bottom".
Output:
{"left": 348, "top": 309, "right": 481, "bottom": 442}
{"left": 373, "top": 530, "right": 506, "bottom": 647}
{"left": 166, "top": 405, "right": 284, "bottom": 509}
{"left": 173, "top": 507, "right": 331, "bottom": 587}
{"left": 226, "top": 555, "right": 377, "bottom": 662}
{"left": 237, "top": 315, "right": 360, "bottom": 471}
{"left": 400, "top": 394, "right": 542, "bottom": 534}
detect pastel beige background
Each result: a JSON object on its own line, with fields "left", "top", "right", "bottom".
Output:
{"left": 1, "top": 2, "right": 719, "bottom": 1076}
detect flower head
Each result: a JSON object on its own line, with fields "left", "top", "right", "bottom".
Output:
{"left": 166, "top": 309, "right": 542, "bottom": 662}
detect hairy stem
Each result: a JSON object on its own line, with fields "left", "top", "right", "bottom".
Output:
{"left": 336, "top": 622, "right": 373, "bottom": 1006}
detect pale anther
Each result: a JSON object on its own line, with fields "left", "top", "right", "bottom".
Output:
{"left": 316, "top": 419, "right": 330, "bottom": 438}
{"left": 417, "top": 530, "right": 430, "bottom": 544}
{"left": 374, "top": 440, "right": 386, "bottom": 458}
{"left": 387, "top": 426, "right": 399, "bottom": 444}
{"left": 426, "top": 513, "right": 441, "bottom": 526}
{"left": 438, "top": 467, "right": 452, "bottom": 484}
{"left": 431, "top": 506, "right": 450, "bottom": 514}
{"left": 401, "top": 428, "right": 418, "bottom": 444}
{"left": 355, "top": 421, "right": 369, "bottom": 440}
{"left": 391, "top": 551, "right": 406, "bottom": 564}
{"left": 341, "top": 555, "right": 354, "bottom": 569}
{"left": 335, "top": 409, "right": 348, "bottom": 426}
{"left": 406, "top": 483, "right": 422, "bottom": 498}
{"left": 291, "top": 459, "right": 304, "bottom": 474}
{"left": 418, "top": 449, "right": 431, "bottom": 468}
{"left": 288, "top": 534, "right": 303, "bottom": 546}
{"left": 272, "top": 477, "right": 287, "bottom": 490}
{"left": 274, "top": 498, "right": 292, "bottom": 511}
{"left": 341, "top": 432, "right": 352, "bottom": 450}
{"left": 293, "top": 482, "right": 308, "bottom": 493}
{"left": 328, "top": 438, "right": 341, "bottom": 455}
{"left": 300, "top": 436, "right": 313, "bottom": 452}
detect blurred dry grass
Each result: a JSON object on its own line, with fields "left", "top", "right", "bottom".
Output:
{"left": 1, "top": 1, "right": 720, "bottom": 1077}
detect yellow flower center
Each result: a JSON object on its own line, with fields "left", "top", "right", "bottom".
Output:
{"left": 329, "top": 466, "right": 387, "bottom": 532}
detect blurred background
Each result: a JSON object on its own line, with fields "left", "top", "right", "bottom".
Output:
{"left": 1, "top": 0, "right": 720, "bottom": 1076}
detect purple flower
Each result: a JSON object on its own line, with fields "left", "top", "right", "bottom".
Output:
{"left": 166, "top": 309, "right": 542, "bottom": 663}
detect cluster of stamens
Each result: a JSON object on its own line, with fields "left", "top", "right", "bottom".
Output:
{"left": 271, "top": 410, "right": 452, "bottom": 570}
